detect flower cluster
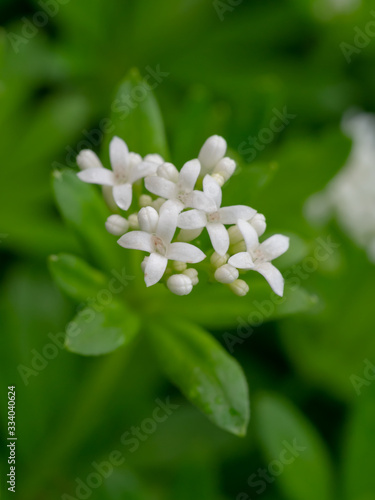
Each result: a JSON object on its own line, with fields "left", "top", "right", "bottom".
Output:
{"left": 76, "top": 135, "right": 289, "bottom": 296}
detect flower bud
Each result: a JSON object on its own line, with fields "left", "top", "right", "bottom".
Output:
{"left": 212, "top": 157, "right": 236, "bottom": 181}
{"left": 144, "top": 154, "right": 164, "bottom": 166}
{"left": 172, "top": 261, "right": 187, "bottom": 272}
{"left": 152, "top": 198, "right": 166, "bottom": 212}
{"left": 250, "top": 213, "right": 266, "bottom": 236}
{"left": 210, "top": 251, "right": 228, "bottom": 268}
{"left": 228, "top": 225, "right": 243, "bottom": 244}
{"left": 139, "top": 194, "right": 153, "bottom": 207}
{"left": 229, "top": 279, "right": 249, "bottom": 297}
{"left": 105, "top": 215, "right": 129, "bottom": 235}
{"left": 128, "top": 152, "right": 142, "bottom": 169}
{"left": 210, "top": 173, "right": 225, "bottom": 187}
{"left": 183, "top": 268, "right": 199, "bottom": 285}
{"left": 157, "top": 162, "right": 179, "bottom": 182}
{"left": 77, "top": 150, "right": 103, "bottom": 170}
{"left": 214, "top": 264, "right": 239, "bottom": 284}
{"left": 138, "top": 206, "right": 159, "bottom": 233}
{"left": 128, "top": 213, "right": 139, "bottom": 229}
{"left": 167, "top": 274, "right": 193, "bottom": 295}
{"left": 198, "top": 135, "right": 227, "bottom": 171}
{"left": 230, "top": 241, "right": 246, "bottom": 254}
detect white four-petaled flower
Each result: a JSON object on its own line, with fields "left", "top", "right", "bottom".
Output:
{"left": 228, "top": 219, "right": 289, "bottom": 296}
{"left": 117, "top": 200, "right": 206, "bottom": 287}
{"left": 77, "top": 137, "right": 157, "bottom": 211}
{"left": 177, "top": 175, "right": 256, "bottom": 256}
{"left": 145, "top": 159, "right": 215, "bottom": 212}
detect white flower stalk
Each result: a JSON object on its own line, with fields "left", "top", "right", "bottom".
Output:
{"left": 77, "top": 137, "right": 157, "bottom": 211}
{"left": 198, "top": 135, "right": 227, "bottom": 175}
{"left": 167, "top": 274, "right": 193, "bottom": 295}
{"left": 145, "top": 159, "right": 215, "bottom": 212}
{"left": 177, "top": 175, "right": 256, "bottom": 256}
{"left": 117, "top": 200, "right": 206, "bottom": 287}
{"left": 105, "top": 215, "right": 129, "bottom": 235}
{"left": 228, "top": 219, "right": 289, "bottom": 296}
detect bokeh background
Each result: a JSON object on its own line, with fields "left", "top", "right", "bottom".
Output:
{"left": 1, "top": 0, "right": 375, "bottom": 499}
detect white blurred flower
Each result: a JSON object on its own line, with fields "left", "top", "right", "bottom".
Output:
{"left": 228, "top": 219, "right": 289, "bottom": 296}
{"left": 177, "top": 175, "right": 256, "bottom": 256}
{"left": 105, "top": 215, "right": 129, "bottom": 236}
{"left": 77, "top": 137, "right": 157, "bottom": 211}
{"left": 117, "top": 200, "right": 206, "bottom": 287}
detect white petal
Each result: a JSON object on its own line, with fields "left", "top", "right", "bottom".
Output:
{"left": 203, "top": 174, "right": 222, "bottom": 209}
{"left": 167, "top": 242, "right": 206, "bottom": 263}
{"left": 157, "top": 200, "right": 182, "bottom": 243}
{"left": 198, "top": 135, "right": 227, "bottom": 171}
{"left": 117, "top": 231, "right": 153, "bottom": 252}
{"left": 77, "top": 150, "right": 103, "bottom": 170}
{"left": 259, "top": 234, "right": 290, "bottom": 261}
{"left": 228, "top": 252, "right": 254, "bottom": 269}
{"left": 177, "top": 228, "right": 204, "bottom": 242}
{"left": 218, "top": 205, "right": 257, "bottom": 224}
{"left": 177, "top": 209, "right": 207, "bottom": 229}
{"left": 145, "top": 176, "right": 176, "bottom": 199}
{"left": 157, "top": 162, "right": 179, "bottom": 182}
{"left": 110, "top": 136, "right": 129, "bottom": 175}
{"left": 254, "top": 262, "right": 284, "bottom": 296}
{"left": 130, "top": 161, "right": 158, "bottom": 183}
{"left": 237, "top": 219, "right": 259, "bottom": 252}
{"left": 144, "top": 253, "right": 168, "bottom": 287}
{"left": 206, "top": 223, "right": 229, "bottom": 256}
{"left": 77, "top": 168, "right": 114, "bottom": 186}
{"left": 178, "top": 159, "right": 200, "bottom": 192}
{"left": 186, "top": 190, "right": 217, "bottom": 212}
{"left": 113, "top": 183, "right": 132, "bottom": 211}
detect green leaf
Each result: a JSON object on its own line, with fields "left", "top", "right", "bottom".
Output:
{"left": 52, "top": 168, "right": 124, "bottom": 272}
{"left": 102, "top": 68, "right": 169, "bottom": 159}
{"left": 147, "top": 317, "right": 250, "bottom": 436}
{"left": 255, "top": 392, "right": 334, "bottom": 500}
{"left": 342, "top": 381, "right": 375, "bottom": 500}
{"left": 48, "top": 253, "right": 108, "bottom": 302}
{"left": 65, "top": 299, "right": 140, "bottom": 356}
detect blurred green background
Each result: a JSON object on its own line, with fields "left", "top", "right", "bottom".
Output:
{"left": 1, "top": 0, "right": 375, "bottom": 499}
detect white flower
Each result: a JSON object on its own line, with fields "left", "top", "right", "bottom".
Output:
{"left": 77, "top": 137, "right": 157, "bottom": 211}
{"left": 145, "top": 159, "right": 215, "bottom": 212}
{"left": 105, "top": 215, "right": 129, "bottom": 235}
{"left": 228, "top": 219, "right": 289, "bottom": 296}
{"left": 177, "top": 175, "right": 256, "bottom": 256}
{"left": 198, "top": 135, "right": 227, "bottom": 175}
{"left": 117, "top": 200, "right": 206, "bottom": 287}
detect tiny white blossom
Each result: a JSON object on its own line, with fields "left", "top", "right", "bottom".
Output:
{"left": 177, "top": 175, "right": 256, "bottom": 256}
{"left": 105, "top": 215, "right": 129, "bottom": 235}
{"left": 145, "top": 159, "right": 215, "bottom": 212}
{"left": 77, "top": 137, "right": 157, "bottom": 211}
{"left": 228, "top": 219, "right": 289, "bottom": 296}
{"left": 167, "top": 274, "right": 193, "bottom": 295}
{"left": 117, "top": 200, "right": 206, "bottom": 287}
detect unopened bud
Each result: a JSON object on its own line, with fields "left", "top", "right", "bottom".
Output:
{"left": 152, "top": 198, "right": 166, "bottom": 212}
{"left": 128, "top": 152, "right": 142, "bottom": 168}
{"left": 138, "top": 206, "right": 158, "bottom": 233}
{"left": 210, "top": 173, "right": 225, "bottom": 187}
{"left": 139, "top": 194, "right": 153, "bottom": 207}
{"left": 183, "top": 268, "right": 199, "bottom": 285}
{"left": 230, "top": 240, "right": 246, "bottom": 254}
{"left": 157, "top": 162, "right": 179, "bottom": 182}
{"left": 172, "top": 261, "right": 187, "bottom": 272}
{"left": 250, "top": 213, "right": 266, "bottom": 236}
{"left": 128, "top": 213, "right": 139, "bottom": 229}
{"left": 76, "top": 150, "right": 102, "bottom": 170}
{"left": 214, "top": 264, "right": 239, "bottom": 284}
{"left": 210, "top": 252, "right": 228, "bottom": 268}
{"left": 198, "top": 135, "right": 227, "bottom": 171}
{"left": 105, "top": 215, "right": 129, "bottom": 235}
{"left": 228, "top": 225, "right": 243, "bottom": 244}
{"left": 229, "top": 279, "right": 249, "bottom": 297}
{"left": 212, "top": 157, "right": 236, "bottom": 181}
{"left": 144, "top": 154, "right": 164, "bottom": 166}
{"left": 167, "top": 274, "right": 193, "bottom": 295}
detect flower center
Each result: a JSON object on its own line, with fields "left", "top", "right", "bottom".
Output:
{"left": 152, "top": 235, "right": 167, "bottom": 256}
{"left": 207, "top": 211, "right": 220, "bottom": 223}
{"left": 176, "top": 190, "right": 189, "bottom": 204}
{"left": 114, "top": 171, "right": 128, "bottom": 185}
